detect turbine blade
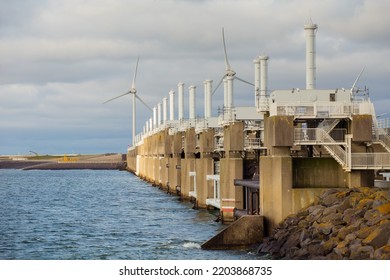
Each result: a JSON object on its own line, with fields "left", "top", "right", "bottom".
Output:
{"left": 222, "top": 28, "right": 231, "bottom": 71}
{"left": 351, "top": 66, "right": 365, "bottom": 91}
{"left": 135, "top": 94, "right": 153, "bottom": 112}
{"left": 102, "top": 91, "right": 131, "bottom": 104}
{"left": 235, "top": 76, "right": 255, "bottom": 86}
{"left": 131, "top": 56, "right": 140, "bottom": 89}
{"left": 212, "top": 76, "right": 225, "bottom": 96}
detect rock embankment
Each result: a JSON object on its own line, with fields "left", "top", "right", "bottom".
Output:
{"left": 258, "top": 187, "right": 390, "bottom": 259}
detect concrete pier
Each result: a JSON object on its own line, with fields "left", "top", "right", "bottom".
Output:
{"left": 125, "top": 23, "right": 390, "bottom": 247}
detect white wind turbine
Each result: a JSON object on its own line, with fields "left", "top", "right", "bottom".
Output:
{"left": 212, "top": 28, "right": 254, "bottom": 109}
{"left": 103, "top": 56, "right": 152, "bottom": 146}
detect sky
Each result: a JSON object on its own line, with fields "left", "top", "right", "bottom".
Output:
{"left": 1, "top": 0, "right": 389, "bottom": 155}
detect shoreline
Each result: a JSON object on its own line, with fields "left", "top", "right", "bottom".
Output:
{"left": 0, "top": 159, "right": 126, "bottom": 171}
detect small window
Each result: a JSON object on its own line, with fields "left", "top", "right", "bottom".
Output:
{"left": 330, "top": 93, "right": 336, "bottom": 102}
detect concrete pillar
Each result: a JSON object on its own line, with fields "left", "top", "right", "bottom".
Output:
{"left": 220, "top": 158, "right": 243, "bottom": 213}
{"left": 181, "top": 157, "right": 196, "bottom": 199}
{"left": 260, "top": 156, "right": 293, "bottom": 236}
{"left": 195, "top": 157, "right": 214, "bottom": 208}
{"left": 168, "top": 156, "right": 181, "bottom": 194}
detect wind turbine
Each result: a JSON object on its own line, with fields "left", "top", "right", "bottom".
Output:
{"left": 212, "top": 28, "right": 254, "bottom": 109}
{"left": 350, "top": 67, "right": 365, "bottom": 95}
{"left": 103, "top": 56, "right": 152, "bottom": 146}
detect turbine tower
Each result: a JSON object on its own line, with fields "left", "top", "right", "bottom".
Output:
{"left": 103, "top": 56, "right": 152, "bottom": 146}
{"left": 212, "top": 28, "right": 254, "bottom": 110}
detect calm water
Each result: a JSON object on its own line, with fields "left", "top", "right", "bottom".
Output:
{"left": 0, "top": 169, "right": 260, "bottom": 260}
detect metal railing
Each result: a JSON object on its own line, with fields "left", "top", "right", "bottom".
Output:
{"left": 293, "top": 127, "right": 347, "bottom": 167}
{"left": 244, "top": 138, "right": 263, "bottom": 150}
{"left": 272, "top": 102, "right": 362, "bottom": 117}
{"left": 377, "top": 118, "right": 390, "bottom": 129}
{"left": 318, "top": 119, "right": 340, "bottom": 133}
{"left": 294, "top": 128, "right": 347, "bottom": 144}
{"left": 351, "top": 153, "right": 390, "bottom": 169}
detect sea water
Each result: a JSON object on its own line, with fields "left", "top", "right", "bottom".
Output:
{"left": 0, "top": 169, "right": 261, "bottom": 260}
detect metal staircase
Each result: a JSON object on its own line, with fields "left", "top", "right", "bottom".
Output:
{"left": 294, "top": 118, "right": 390, "bottom": 171}
{"left": 373, "top": 127, "right": 390, "bottom": 153}
{"left": 321, "top": 129, "right": 347, "bottom": 167}
{"left": 318, "top": 119, "right": 340, "bottom": 133}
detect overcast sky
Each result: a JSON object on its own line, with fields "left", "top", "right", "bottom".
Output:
{"left": 1, "top": 0, "right": 389, "bottom": 155}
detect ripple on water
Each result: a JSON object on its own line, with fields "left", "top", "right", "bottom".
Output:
{"left": 0, "top": 170, "right": 261, "bottom": 260}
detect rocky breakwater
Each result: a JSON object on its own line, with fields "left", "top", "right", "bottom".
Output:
{"left": 258, "top": 187, "right": 390, "bottom": 259}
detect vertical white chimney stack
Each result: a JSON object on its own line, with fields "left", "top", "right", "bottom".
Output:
{"left": 178, "top": 82, "right": 184, "bottom": 120}
{"left": 169, "top": 90, "right": 175, "bottom": 121}
{"left": 259, "top": 55, "right": 269, "bottom": 111}
{"left": 223, "top": 78, "right": 228, "bottom": 109}
{"left": 163, "top": 97, "right": 168, "bottom": 123}
{"left": 204, "top": 79, "right": 212, "bottom": 118}
{"left": 226, "top": 76, "right": 234, "bottom": 109}
{"left": 157, "top": 102, "right": 162, "bottom": 126}
{"left": 253, "top": 58, "right": 261, "bottom": 108}
{"left": 304, "top": 21, "right": 318, "bottom": 90}
{"left": 152, "top": 106, "right": 157, "bottom": 129}
{"left": 189, "top": 85, "right": 196, "bottom": 119}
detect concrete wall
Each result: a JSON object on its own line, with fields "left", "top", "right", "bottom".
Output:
{"left": 347, "top": 170, "right": 375, "bottom": 188}
{"left": 352, "top": 114, "right": 372, "bottom": 142}
{"left": 264, "top": 115, "right": 294, "bottom": 155}
{"left": 292, "top": 157, "right": 347, "bottom": 188}
{"left": 224, "top": 122, "right": 244, "bottom": 152}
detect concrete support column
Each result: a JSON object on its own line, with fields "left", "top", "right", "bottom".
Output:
{"left": 181, "top": 157, "right": 195, "bottom": 199}
{"left": 220, "top": 157, "right": 243, "bottom": 219}
{"left": 195, "top": 157, "right": 214, "bottom": 208}
{"left": 168, "top": 156, "right": 181, "bottom": 194}
{"left": 260, "top": 156, "right": 293, "bottom": 235}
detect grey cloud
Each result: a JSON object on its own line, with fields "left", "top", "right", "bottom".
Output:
{"left": 1, "top": 0, "right": 389, "bottom": 154}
